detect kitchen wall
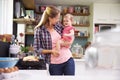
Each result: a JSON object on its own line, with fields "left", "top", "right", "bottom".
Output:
{"left": 0, "top": 0, "right": 13, "bottom": 34}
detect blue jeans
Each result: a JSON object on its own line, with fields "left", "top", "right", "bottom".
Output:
{"left": 49, "top": 57, "right": 75, "bottom": 75}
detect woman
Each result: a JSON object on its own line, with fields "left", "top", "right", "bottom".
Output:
{"left": 34, "top": 6, "right": 75, "bottom": 75}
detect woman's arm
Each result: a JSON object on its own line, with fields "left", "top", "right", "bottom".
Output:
{"left": 41, "top": 49, "right": 59, "bottom": 57}
{"left": 34, "top": 28, "right": 59, "bottom": 57}
{"left": 34, "top": 28, "right": 43, "bottom": 54}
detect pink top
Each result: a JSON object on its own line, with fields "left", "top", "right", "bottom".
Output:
{"left": 62, "top": 26, "right": 75, "bottom": 42}
{"left": 49, "top": 29, "right": 72, "bottom": 64}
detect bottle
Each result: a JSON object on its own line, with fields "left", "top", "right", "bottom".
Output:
{"left": 84, "top": 31, "right": 88, "bottom": 36}
{"left": 20, "top": 7, "right": 25, "bottom": 18}
{"left": 15, "top": 0, "right": 20, "bottom": 18}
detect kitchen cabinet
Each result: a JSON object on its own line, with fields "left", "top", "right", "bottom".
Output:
{"left": 93, "top": 3, "right": 110, "bottom": 23}
{"left": 110, "top": 4, "right": 120, "bottom": 23}
{"left": 93, "top": 3, "right": 120, "bottom": 24}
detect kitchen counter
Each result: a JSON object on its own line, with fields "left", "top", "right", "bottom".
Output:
{"left": 0, "top": 58, "right": 120, "bottom": 80}
{"left": 3, "top": 69, "right": 120, "bottom": 80}
{"left": 2, "top": 59, "right": 120, "bottom": 80}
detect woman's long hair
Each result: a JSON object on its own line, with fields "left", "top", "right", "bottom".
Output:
{"left": 35, "top": 6, "right": 61, "bottom": 29}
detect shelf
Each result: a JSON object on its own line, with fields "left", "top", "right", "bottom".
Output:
{"left": 62, "top": 13, "right": 90, "bottom": 16}
{"left": 75, "top": 33, "right": 90, "bottom": 38}
{"left": 35, "top": 11, "right": 90, "bottom": 16}
{"left": 75, "top": 36, "right": 89, "bottom": 38}
{"left": 13, "top": 18, "right": 35, "bottom": 24}
{"left": 73, "top": 24, "right": 90, "bottom": 27}
{"left": 25, "top": 32, "right": 34, "bottom": 35}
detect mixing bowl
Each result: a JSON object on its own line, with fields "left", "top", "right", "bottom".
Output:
{"left": 0, "top": 57, "right": 19, "bottom": 68}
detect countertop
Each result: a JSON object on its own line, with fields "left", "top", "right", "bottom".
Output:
{"left": 2, "top": 59, "right": 120, "bottom": 80}
{"left": 2, "top": 69, "right": 120, "bottom": 80}
{"left": 1, "top": 58, "right": 120, "bottom": 80}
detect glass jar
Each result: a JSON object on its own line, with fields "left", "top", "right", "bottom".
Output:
{"left": 72, "top": 43, "right": 83, "bottom": 57}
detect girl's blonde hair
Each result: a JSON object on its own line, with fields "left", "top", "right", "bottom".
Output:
{"left": 64, "top": 13, "right": 73, "bottom": 21}
{"left": 35, "top": 6, "right": 61, "bottom": 29}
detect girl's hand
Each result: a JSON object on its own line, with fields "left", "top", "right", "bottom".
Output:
{"left": 63, "top": 34, "right": 68, "bottom": 36}
{"left": 51, "top": 50, "right": 59, "bottom": 57}
{"left": 61, "top": 41, "right": 71, "bottom": 48}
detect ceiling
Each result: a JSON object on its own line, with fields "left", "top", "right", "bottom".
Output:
{"left": 35, "top": 0, "right": 120, "bottom": 5}
{"left": 22, "top": 0, "right": 120, "bottom": 10}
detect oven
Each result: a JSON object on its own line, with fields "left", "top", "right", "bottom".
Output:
{"left": 95, "top": 24, "right": 116, "bottom": 33}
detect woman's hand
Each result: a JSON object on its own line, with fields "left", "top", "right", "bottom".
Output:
{"left": 51, "top": 50, "right": 59, "bottom": 57}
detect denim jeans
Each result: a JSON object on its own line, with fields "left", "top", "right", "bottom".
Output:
{"left": 49, "top": 57, "right": 75, "bottom": 75}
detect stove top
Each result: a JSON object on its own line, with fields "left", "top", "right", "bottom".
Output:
{"left": 16, "top": 59, "right": 46, "bottom": 70}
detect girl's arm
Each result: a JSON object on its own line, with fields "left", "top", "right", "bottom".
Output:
{"left": 61, "top": 36, "right": 75, "bottom": 48}
{"left": 62, "top": 29, "right": 75, "bottom": 46}
{"left": 64, "top": 29, "right": 74, "bottom": 36}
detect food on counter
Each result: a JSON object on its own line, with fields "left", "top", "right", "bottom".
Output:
{"left": 4, "top": 68, "right": 12, "bottom": 73}
{"left": 0, "top": 66, "right": 19, "bottom": 79}
{"left": 14, "top": 66, "right": 19, "bottom": 71}
{"left": 23, "top": 56, "right": 39, "bottom": 61}
{"left": 0, "top": 68, "right": 4, "bottom": 73}
{"left": 0, "top": 66, "right": 19, "bottom": 73}
{"left": 0, "top": 34, "right": 12, "bottom": 42}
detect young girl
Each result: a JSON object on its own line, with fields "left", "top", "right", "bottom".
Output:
{"left": 56, "top": 14, "right": 75, "bottom": 51}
